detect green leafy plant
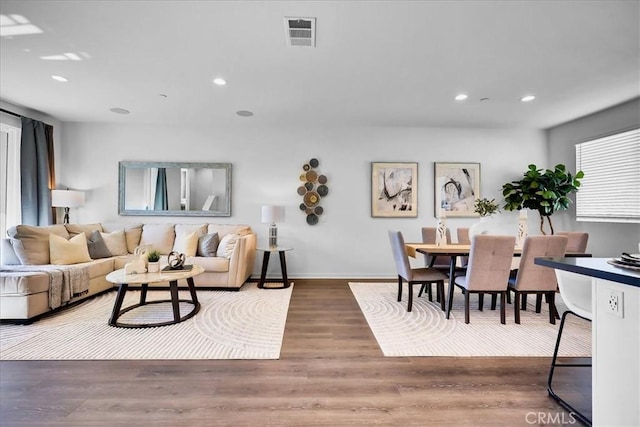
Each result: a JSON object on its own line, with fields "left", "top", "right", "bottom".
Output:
{"left": 502, "top": 164, "right": 584, "bottom": 235}
{"left": 147, "top": 249, "right": 161, "bottom": 263}
{"left": 474, "top": 198, "right": 500, "bottom": 217}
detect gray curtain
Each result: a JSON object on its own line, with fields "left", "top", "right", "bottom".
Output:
{"left": 154, "top": 167, "right": 168, "bottom": 210}
{"left": 20, "top": 118, "right": 55, "bottom": 225}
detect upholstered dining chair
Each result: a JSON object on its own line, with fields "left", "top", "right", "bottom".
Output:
{"left": 456, "top": 227, "right": 470, "bottom": 268}
{"left": 421, "top": 227, "right": 452, "bottom": 272}
{"left": 556, "top": 231, "right": 589, "bottom": 253}
{"left": 451, "top": 235, "right": 516, "bottom": 324}
{"left": 388, "top": 230, "right": 447, "bottom": 312}
{"left": 507, "top": 235, "right": 568, "bottom": 324}
{"left": 547, "top": 270, "right": 592, "bottom": 427}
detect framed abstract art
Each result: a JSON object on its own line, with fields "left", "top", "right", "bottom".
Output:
{"left": 434, "top": 162, "right": 480, "bottom": 217}
{"left": 371, "top": 162, "right": 418, "bottom": 217}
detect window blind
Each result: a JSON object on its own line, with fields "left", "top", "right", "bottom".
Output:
{"left": 575, "top": 127, "right": 640, "bottom": 223}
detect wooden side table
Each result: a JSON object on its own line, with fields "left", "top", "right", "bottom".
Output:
{"left": 257, "top": 247, "right": 292, "bottom": 289}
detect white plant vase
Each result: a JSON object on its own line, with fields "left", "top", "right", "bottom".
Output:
{"left": 468, "top": 216, "right": 493, "bottom": 240}
{"left": 436, "top": 216, "right": 448, "bottom": 246}
{"left": 147, "top": 262, "right": 160, "bottom": 273}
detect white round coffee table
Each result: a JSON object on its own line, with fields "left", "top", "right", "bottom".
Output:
{"left": 106, "top": 264, "right": 204, "bottom": 328}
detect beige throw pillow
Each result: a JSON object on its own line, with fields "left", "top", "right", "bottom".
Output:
{"left": 49, "top": 233, "right": 92, "bottom": 265}
{"left": 173, "top": 231, "right": 198, "bottom": 257}
{"left": 100, "top": 230, "right": 129, "bottom": 256}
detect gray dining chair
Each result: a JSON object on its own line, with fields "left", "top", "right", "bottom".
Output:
{"left": 388, "top": 230, "right": 447, "bottom": 312}
{"left": 556, "top": 231, "right": 589, "bottom": 253}
{"left": 507, "top": 235, "right": 568, "bottom": 324}
{"left": 451, "top": 234, "right": 516, "bottom": 324}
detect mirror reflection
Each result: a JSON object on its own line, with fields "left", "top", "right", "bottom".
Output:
{"left": 118, "top": 161, "right": 231, "bottom": 217}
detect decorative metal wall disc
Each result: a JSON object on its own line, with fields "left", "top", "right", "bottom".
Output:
{"left": 306, "top": 213, "right": 319, "bottom": 225}
{"left": 317, "top": 185, "right": 329, "bottom": 197}
{"left": 297, "top": 157, "right": 328, "bottom": 226}
{"left": 303, "top": 191, "right": 320, "bottom": 207}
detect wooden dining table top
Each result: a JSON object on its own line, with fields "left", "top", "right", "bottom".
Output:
{"left": 405, "top": 243, "right": 589, "bottom": 258}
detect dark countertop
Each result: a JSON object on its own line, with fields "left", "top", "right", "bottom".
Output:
{"left": 535, "top": 257, "right": 640, "bottom": 287}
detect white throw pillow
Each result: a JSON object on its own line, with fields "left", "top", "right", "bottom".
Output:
{"left": 173, "top": 231, "right": 198, "bottom": 257}
{"left": 216, "top": 233, "right": 240, "bottom": 258}
{"left": 100, "top": 230, "right": 129, "bottom": 256}
{"left": 49, "top": 233, "right": 92, "bottom": 265}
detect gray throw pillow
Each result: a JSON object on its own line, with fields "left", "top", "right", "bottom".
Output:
{"left": 87, "top": 230, "right": 112, "bottom": 259}
{"left": 197, "top": 233, "right": 219, "bottom": 257}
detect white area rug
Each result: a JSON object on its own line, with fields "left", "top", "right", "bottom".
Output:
{"left": 349, "top": 282, "right": 591, "bottom": 357}
{"left": 0, "top": 283, "right": 292, "bottom": 360}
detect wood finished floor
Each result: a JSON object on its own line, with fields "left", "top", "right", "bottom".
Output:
{"left": 0, "top": 280, "right": 591, "bottom": 426}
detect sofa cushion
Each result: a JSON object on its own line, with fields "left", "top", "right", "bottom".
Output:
{"left": 0, "top": 272, "right": 49, "bottom": 295}
{"left": 124, "top": 224, "right": 143, "bottom": 253}
{"left": 49, "top": 233, "right": 92, "bottom": 265}
{"left": 84, "top": 258, "right": 116, "bottom": 278}
{"left": 208, "top": 224, "right": 252, "bottom": 238}
{"left": 100, "top": 230, "right": 128, "bottom": 256}
{"left": 217, "top": 233, "right": 240, "bottom": 258}
{"left": 186, "top": 256, "right": 230, "bottom": 272}
{"left": 173, "top": 231, "right": 198, "bottom": 257}
{"left": 7, "top": 225, "right": 70, "bottom": 265}
{"left": 65, "top": 223, "right": 103, "bottom": 237}
{"left": 140, "top": 224, "right": 175, "bottom": 254}
{"left": 87, "top": 230, "right": 112, "bottom": 259}
{"left": 175, "top": 224, "right": 208, "bottom": 237}
{"left": 197, "top": 233, "right": 219, "bottom": 257}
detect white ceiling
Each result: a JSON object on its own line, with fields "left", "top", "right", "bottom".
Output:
{"left": 1, "top": 0, "right": 638, "bottom": 129}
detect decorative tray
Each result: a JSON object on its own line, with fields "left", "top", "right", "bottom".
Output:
{"left": 161, "top": 264, "right": 193, "bottom": 272}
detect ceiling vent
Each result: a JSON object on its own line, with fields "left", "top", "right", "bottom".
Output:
{"left": 284, "top": 17, "right": 316, "bottom": 47}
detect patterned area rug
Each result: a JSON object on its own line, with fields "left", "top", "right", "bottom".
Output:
{"left": 349, "top": 282, "right": 591, "bottom": 357}
{"left": 0, "top": 283, "right": 293, "bottom": 360}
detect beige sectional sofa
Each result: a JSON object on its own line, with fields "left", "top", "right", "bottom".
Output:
{"left": 0, "top": 222, "right": 256, "bottom": 322}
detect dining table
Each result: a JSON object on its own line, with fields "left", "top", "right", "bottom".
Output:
{"left": 405, "top": 243, "right": 591, "bottom": 320}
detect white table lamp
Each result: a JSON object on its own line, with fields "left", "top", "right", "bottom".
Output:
{"left": 261, "top": 205, "right": 285, "bottom": 248}
{"left": 52, "top": 189, "right": 85, "bottom": 224}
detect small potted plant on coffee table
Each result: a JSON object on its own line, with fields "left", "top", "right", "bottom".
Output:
{"left": 147, "top": 249, "right": 161, "bottom": 273}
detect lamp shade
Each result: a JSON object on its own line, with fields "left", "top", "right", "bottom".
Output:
{"left": 261, "top": 205, "right": 284, "bottom": 224}
{"left": 52, "top": 190, "right": 85, "bottom": 208}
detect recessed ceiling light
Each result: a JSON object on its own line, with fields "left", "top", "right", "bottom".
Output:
{"left": 236, "top": 110, "right": 253, "bottom": 117}
{"left": 454, "top": 94, "right": 468, "bottom": 101}
{"left": 521, "top": 95, "right": 536, "bottom": 102}
{"left": 213, "top": 78, "right": 227, "bottom": 86}
{"left": 51, "top": 75, "right": 68, "bottom": 82}
{"left": 110, "top": 107, "right": 130, "bottom": 115}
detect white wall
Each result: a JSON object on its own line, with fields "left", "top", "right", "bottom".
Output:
{"left": 547, "top": 98, "right": 640, "bottom": 257}
{"left": 59, "top": 123, "right": 546, "bottom": 278}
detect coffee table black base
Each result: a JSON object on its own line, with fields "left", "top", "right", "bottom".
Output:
{"left": 109, "top": 277, "right": 200, "bottom": 328}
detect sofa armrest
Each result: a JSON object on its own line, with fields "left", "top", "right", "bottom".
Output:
{"left": 226, "top": 233, "right": 257, "bottom": 286}
{"left": 1, "top": 239, "right": 21, "bottom": 265}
